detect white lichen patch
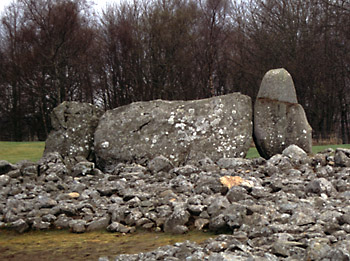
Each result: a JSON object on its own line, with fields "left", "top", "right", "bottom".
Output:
{"left": 101, "top": 141, "right": 109, "bottom": 149}
{"left": 210, "top": 118, "right": 221, "bottom": 127}
{"left": 175, "top": 123, "right": 186, "bottom": 130}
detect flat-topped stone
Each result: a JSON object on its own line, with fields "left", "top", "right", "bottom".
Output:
{"left": 94, "top": 93, "right": 252, "bottom": 172}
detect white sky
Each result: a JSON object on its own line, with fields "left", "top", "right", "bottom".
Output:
{"left": 0, "top": 0, "right": 122, "bottom": 14}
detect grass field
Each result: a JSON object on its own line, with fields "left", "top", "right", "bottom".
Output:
{"left": 0, "top": 141, "right": 45, "bottom": 163}
{"left": 1, "top": 141, "right": 350, "bottom": 164}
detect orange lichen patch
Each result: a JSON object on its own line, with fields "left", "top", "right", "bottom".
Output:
{"left": 220, "top": 176, "right": 253, "bottom": 189}
{"left": 68, "top": 192, "right": 80, "bottom": 199}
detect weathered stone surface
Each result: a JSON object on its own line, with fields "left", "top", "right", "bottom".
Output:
{"left": 44, "top": 101, "right": 103, "bottom": 160}
{"left": 0, "top": 160, "right": 16, "bottom": 175}
{"left": 335, "top": 148, "right": 350, "bottom": 167}
{"left": 94, "top": 93, "right": 252, "bottom": 171}
{"left": 3, "top": 144, "right": 350, "bottom": 260}
{"left": 11, "top": 219, "right": 29, "bottom": 233}
{"left": 254, "top": 68, "right": 312, "bottom": 159}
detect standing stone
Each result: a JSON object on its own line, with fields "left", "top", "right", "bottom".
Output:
{"left": 254, "top": 68, "right": 312, "bottom": 159}
{"left": 44, "top": 101, "right": 103, "bottom": 160}
{"left": 95, "top": 93, "right": 252, "bottom": 172}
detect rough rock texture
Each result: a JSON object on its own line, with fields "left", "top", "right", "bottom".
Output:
{"left": 254, "top": 68, "right": 312, "bottom": 159}
{"left": 95, "top": 93, "right": 252, "bottom": 172}
{"left": 44, "top": 101, "right": 103, "bottom": 160}
{"left": 335, "top": 148, "right": 350, "bottom": 167}
{"left": 2, "top": 145, "right": 350, "bottom": 260}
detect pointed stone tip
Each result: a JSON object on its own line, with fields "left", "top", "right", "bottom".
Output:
{"left": 257, "top": 68, "right": 298, "bottom": 104}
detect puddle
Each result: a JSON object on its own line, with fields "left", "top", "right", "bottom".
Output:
{"left": 0, "top": 229, "right": 215, "bottom": 260}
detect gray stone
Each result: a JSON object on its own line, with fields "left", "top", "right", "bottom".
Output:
{"left": 87, "top": 216, "right": 111, "bottom": 231}
{"left": 0, "top": 160, "right": 16, "bottom": 175}
{"left": 306, "top": 178, "right": 336, "bottom": 196}
{"left": 226, "top": 186, "right": 248, "bottom": 202}
{"left": 335, "top": 148, "right": 350, "bottom": 167}
{"left": 21, "top": 163, "right": 38, "bottom": 177}
{"left": 171, "top": 165, "right": 199, "bottom": 176}
{"left": 0, "top": 175, "right": 10, "bottom": 186}
{"left": 11, "top": 219, "right": 29, "bottom": 233}
{"left": 7, "top": 169, "right": 21, "bottom": 178}
{"left": 94, "top": 93, "right": 252, "bottom": 171}
{"left": 217, "top": 158, "right": 251, "bottom": 169}
{"left": 282, "top": 145, "right": 307, "bottom": 161}
{"left": 54, "top": 214, "right": 72, "bottom": 229}
{"left": 32, "top": 218, "right": 51, "bottom": 230}
{"left": 148, "top": 156, "right": 174, "bottom": 173}
{"left": 164, "top": 203, "right": 190, "bottom": 234}
{"left": 305, "top": 238, "right": 332, "bottom": 260}
{"left": 72, "top": 161, "right": 95, "bottom": 176}
{"left": 254, "top": 68, "right": 312, "bottom": 159}
{"left": 69, "top": 219, "right": 87, "bottom": 233}
{"left": 107, "top": 222, "right": 134, "bottom": 233}
{"left": 44, "top": 101, "right": 103, "bottom": 160}
{"left": 194, "top": 218, "right": 209, "bottom": 230}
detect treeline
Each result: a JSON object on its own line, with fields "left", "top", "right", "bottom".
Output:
{"left": 0, "top": 0, "right": 349, "bottom": 143}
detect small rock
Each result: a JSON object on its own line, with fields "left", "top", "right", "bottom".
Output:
{"left": 0, "top": 175, "right": 10, "bottom": 186}
{"left": 11, "top": 219, "right": 29, "bottom": 233}
{"left": 217, "top": 158, "right": 251, "bottom": 169}
{"left": 306, "top": 238, "right": 331, "bottom": 260}
{"left": 164, "top": 203, "right": 190, "bottom": 234}
{"left": 107, "top": 222, "right": 134, "bottom": 233}
{"left": 306, "top": 178, "right": 336, "bottom": 196}
{"left": 148, "top": 156, "right": 174, "bottom": 173}
{"left": 194, "top": 218, "right": 209, "bottom": 230}
{"left": 72, "top": 161, "right": 95, "bottom": 176}
{"left": 87, "top": 216, "right": 111, "bottom": 231}
{"left": 0, "top": 160, "right": 16, "bottom": 175}
{"left": 335, "top": 148, "right": 350, "bottom": 167}
{"left": 226, "top": 186, "right": 248, "bottom": 202}
{"left": 68, "top": 192, "right": 80, "bottom": 199}
{"left": 69, "top": 219, "right": 87, "bottom": 233}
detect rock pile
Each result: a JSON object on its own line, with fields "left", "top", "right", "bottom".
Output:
{"left": 2, "top": 146, "right": 350, "bottom": 260}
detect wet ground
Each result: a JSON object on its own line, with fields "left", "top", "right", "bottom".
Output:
{"left": 0, "top": 229, "right": 215, "bottom": 260}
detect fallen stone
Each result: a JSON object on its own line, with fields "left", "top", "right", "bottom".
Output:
{"left": 94, "top": 93, "right": 252, "bottom": 171}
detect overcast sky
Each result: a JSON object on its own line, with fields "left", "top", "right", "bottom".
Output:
{"left": 0, "top": 0, "right": 122, "bottom": 14}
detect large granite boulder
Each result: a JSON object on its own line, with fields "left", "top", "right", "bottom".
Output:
{"left": 254, "top": 68, "right": 312, "bottom": 159}
{"left": 94, "top": 93, "right": 252, "bottom": 172}
{"left": 44, "top": 101, "right": 103, "bottom": 160}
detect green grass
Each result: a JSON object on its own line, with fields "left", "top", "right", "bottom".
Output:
{"left": 1, "top": 141, "right": 350, "bottom": 164}
{"left": 246, "top": 144, "right": 350, "bottom": 159}
{"left": 0, "top": 141, "right": 45, "bottom": 164}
